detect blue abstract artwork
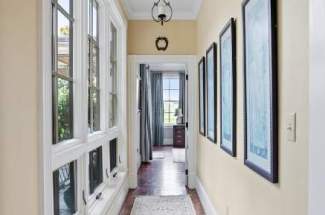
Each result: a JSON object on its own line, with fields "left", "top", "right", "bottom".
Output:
{"left": 206, "top": 44, "right": 216, "bottom": 142}
{"left": 220, "top": 19, "right": 235, "bottom": 155}
{"left": 243, "top": 0, "right": 278, "bottom": 183}
{"left": 199, "top": 58, "right": 205, "bottom": 135}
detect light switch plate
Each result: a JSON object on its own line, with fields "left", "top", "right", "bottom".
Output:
{"left": 287, "top": 113, "right": 296, "bottom": 142}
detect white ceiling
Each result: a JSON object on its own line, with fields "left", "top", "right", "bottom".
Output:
{"left": 122, "top": 0, "right": 202, "bottom": 20}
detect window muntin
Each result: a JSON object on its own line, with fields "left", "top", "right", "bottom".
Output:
{"left": 52, "top": 0, "right": 74, "bottom": 144}
{"left": 163, "top": 76, "right": 180, "bottom": 125}
{"left": 53, "top": 162, "right": 77, "bottom": 215}
{"left": 109, "top": 24, "right": 118, "bottom": 128}
{"left": 89, "top": 146, "right": 103, "bottom": 194}
{"left": 88, "top": 0, "right": 100, "bottom": 133}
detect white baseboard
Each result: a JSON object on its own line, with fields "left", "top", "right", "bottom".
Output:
{"left": 195, "top": 177, "right": 218, "bottom": 215}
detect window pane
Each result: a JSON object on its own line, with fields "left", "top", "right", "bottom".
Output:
{"left": 169, "top": 90, "right": 179, "bottom": 101}
{"left": 109, "top": 24, "right": 118, "bottom": 128}
{"left": 92, "top": 1, "right": 98, "bottom": 39}
{"left": 163, "top": 78, "right": 169, "bottom": 89}
{"left": 53, "top": 162, "right": 76, "bottom": 215}
{"left": 91, "top": 45, "right": 99, "bottom": 87}
{"left": 170, "top": 79, "right": 179, "bottom": 89}
{"left": 88, "top": 87, "right": 91, "bottom": 132}
{"left": 58, "top": 0, "right": 70, "bottom": 14}
{"left": 92, "top": 89, "right": 100, "bottom": 131}
{"left": 109, "top": 138, "right": 117, "bottom": 172}
{"left": 57, "top": 78, "right": 73, "bottom": 142}
{"left": 57, "top": 11, "right": 71, "bottom": 77}
{"left": 89, "top": 147, "right": 103, "bottom": 194}
{"left": 170, "top": 101, "right": 179, "bottom": 115}
{"left": 163, "top": 90, "right": 169, "bottom": 101}
{"left": 163, "top": 102, "right": 170, "bottom": 113}
{"left": 169, "top": 113, "right": 177, "bottom": 124}
{"left": 109, "top": 94, "right": 117, "bottom": 127}
{"left": 164, "top": 113, "right": 170, "bottom": 124}
{"left": 87, "top": 0, "right": 91, "bottom": 35}
{"left": 111, "top": 63, "right": 117, "bottom": 93}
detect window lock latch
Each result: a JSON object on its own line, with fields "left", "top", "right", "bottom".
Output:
{"left": 105, "top": 168, "right": 109, "bottom": 178}
{"left": 82, "top": 190, "right": 87, "bottom": 205}
{"left": 95, "top": 192, "right": 103, "bottom": 200}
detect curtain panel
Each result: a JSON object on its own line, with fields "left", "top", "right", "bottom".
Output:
{"left": 151, "top": 72, "right": 164, "bottom": 146}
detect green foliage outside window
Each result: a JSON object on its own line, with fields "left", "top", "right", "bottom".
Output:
{"left": 57, "top": 78, "right": 73, "bottom": 142}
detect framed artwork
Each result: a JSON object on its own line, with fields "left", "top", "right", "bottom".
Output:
{"left": 206, "top": 43, "right": 217, "bottom": 143}
{"left": 242, "top": 0, "right": 278, "bottom": 183}
{"left": 199, "top": 57, "right": 206, "bottom": 136}
{"left": 219, "top": 18, "right": 237, "bottom": 157}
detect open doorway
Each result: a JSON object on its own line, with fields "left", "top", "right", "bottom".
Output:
{"left": 139, "top": 63, "right": 188, "bottom": 189}
{"left": 121, "top": 55, "right": 204, "bottom": 214}
{"left": 137, "top": 63, "right": 187, "bottom": 183}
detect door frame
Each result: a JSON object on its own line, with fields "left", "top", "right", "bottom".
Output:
{"left": 127, "top": 55, "right": 198, "bottom": 189}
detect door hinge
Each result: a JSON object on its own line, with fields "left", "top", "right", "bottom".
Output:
{"left": 185, "top": 169, "right": 188, "bottom": 175}
{"left": 186, "top": 74, "right": 189, "bottom": 80}
{"left": 185, "top": 122, "right": 188, "bottom": 129}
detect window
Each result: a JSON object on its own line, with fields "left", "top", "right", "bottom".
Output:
{"left": 88, "top": 0, "right": 100, "bottom": 133}
{"left": 53, "top": 162, "right": 77, "bottom": 215}
{"left": 46, "top": 0, "right": 126, "bottom": 213}
{"left": 163, "top": 75, "right": 180, "bottom": 124}
{"left": 109, "top": 138, "right": 117, "bottom": 173}
{"left": 89, "top": 146, "right": 103, "bottom": 194}
{"left": 52, "top": 0, "right": 74, "bottom": 144}
{"left": 109, "top": 24, "right": 118, "bottom": 128}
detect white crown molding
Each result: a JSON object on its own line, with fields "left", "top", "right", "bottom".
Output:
{"left": 121, "top": 0, "right": 202, "bottom": 20}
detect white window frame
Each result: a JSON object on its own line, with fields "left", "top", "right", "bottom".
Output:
{"left": 163, "top": 73, "right": 180, "bottom": 126}
{"left": 40, "top": 0, "right": 128, "bottom": 214}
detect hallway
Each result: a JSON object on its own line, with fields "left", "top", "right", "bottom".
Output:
{"left": 119, "top": 147, "right": 205, "bottom": 214}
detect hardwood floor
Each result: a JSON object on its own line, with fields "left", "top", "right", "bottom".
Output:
{"left": 119, "top": 146, "right": 205, "bottom": 214}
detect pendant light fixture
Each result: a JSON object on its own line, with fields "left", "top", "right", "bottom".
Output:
{"left": 151, "top": 0, "right": 173, "bottom": 25}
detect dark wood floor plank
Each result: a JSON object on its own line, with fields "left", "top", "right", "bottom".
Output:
{"left": 119, "top": 146, "right": 205, "bottom": 215}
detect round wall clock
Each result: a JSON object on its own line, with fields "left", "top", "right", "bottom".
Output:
{"left": 155, "top": 36, "right": 169, "bottom": 51}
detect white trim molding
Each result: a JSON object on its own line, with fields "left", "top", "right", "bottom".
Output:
{"left": 127, "top": 55, "right": 198, "bottom": 189}
{"left": 195, "top": 177, "right": 218, "bottom": 215}
{"left": 309, "top": 0, "right": 325, "bottom": 214}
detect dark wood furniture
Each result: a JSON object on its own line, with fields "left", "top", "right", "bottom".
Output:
{"left": 173, "top": 124, "right": 185, "bottom": 148}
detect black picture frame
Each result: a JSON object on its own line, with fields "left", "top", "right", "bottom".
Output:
{"left": 206, "top": 43, "right": 217, "bottom": 143}
{"left": 198, "top": 57, "right": 206, "bottom": 136}
{"left": 219, "top": 18, "right": 237, "bottom": 157}
{"left": 242, "top": 0, "right": 278, "bottom": 183}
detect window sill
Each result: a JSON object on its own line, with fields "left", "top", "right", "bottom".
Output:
{"left": 88, "top": 171, "right": 128, "bottom": 215}
{"left": 87, "top": 131, "right": 107, "bottom": 143}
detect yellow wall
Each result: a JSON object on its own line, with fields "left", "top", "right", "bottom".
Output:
{"left": 0, "top": 0, "right": 40, "bottom": 214}
{"left": 196, "top": 0, "right": 308, "bottom": 215}
{"left": 128, "top": 20, "right": 197, "bottom": 55}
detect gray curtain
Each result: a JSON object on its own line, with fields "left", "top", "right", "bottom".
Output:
{"left": 140, "top": 64, "right": 153, "bottom": 162}
{"left": 179, "top": 72, "right": 186, "bottom": 122}
{"left": 151, "top": 72, "right": 164, "bottom": 146}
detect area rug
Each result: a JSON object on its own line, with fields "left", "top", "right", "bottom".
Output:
{"left": 172, "top": 148, "right": 185, "bottom": 163}
{"left": 152, "top": 151, "right": 165, "bottom": 159}
{"left": 130, "top": 195, "right": 196, "bottom": 215}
